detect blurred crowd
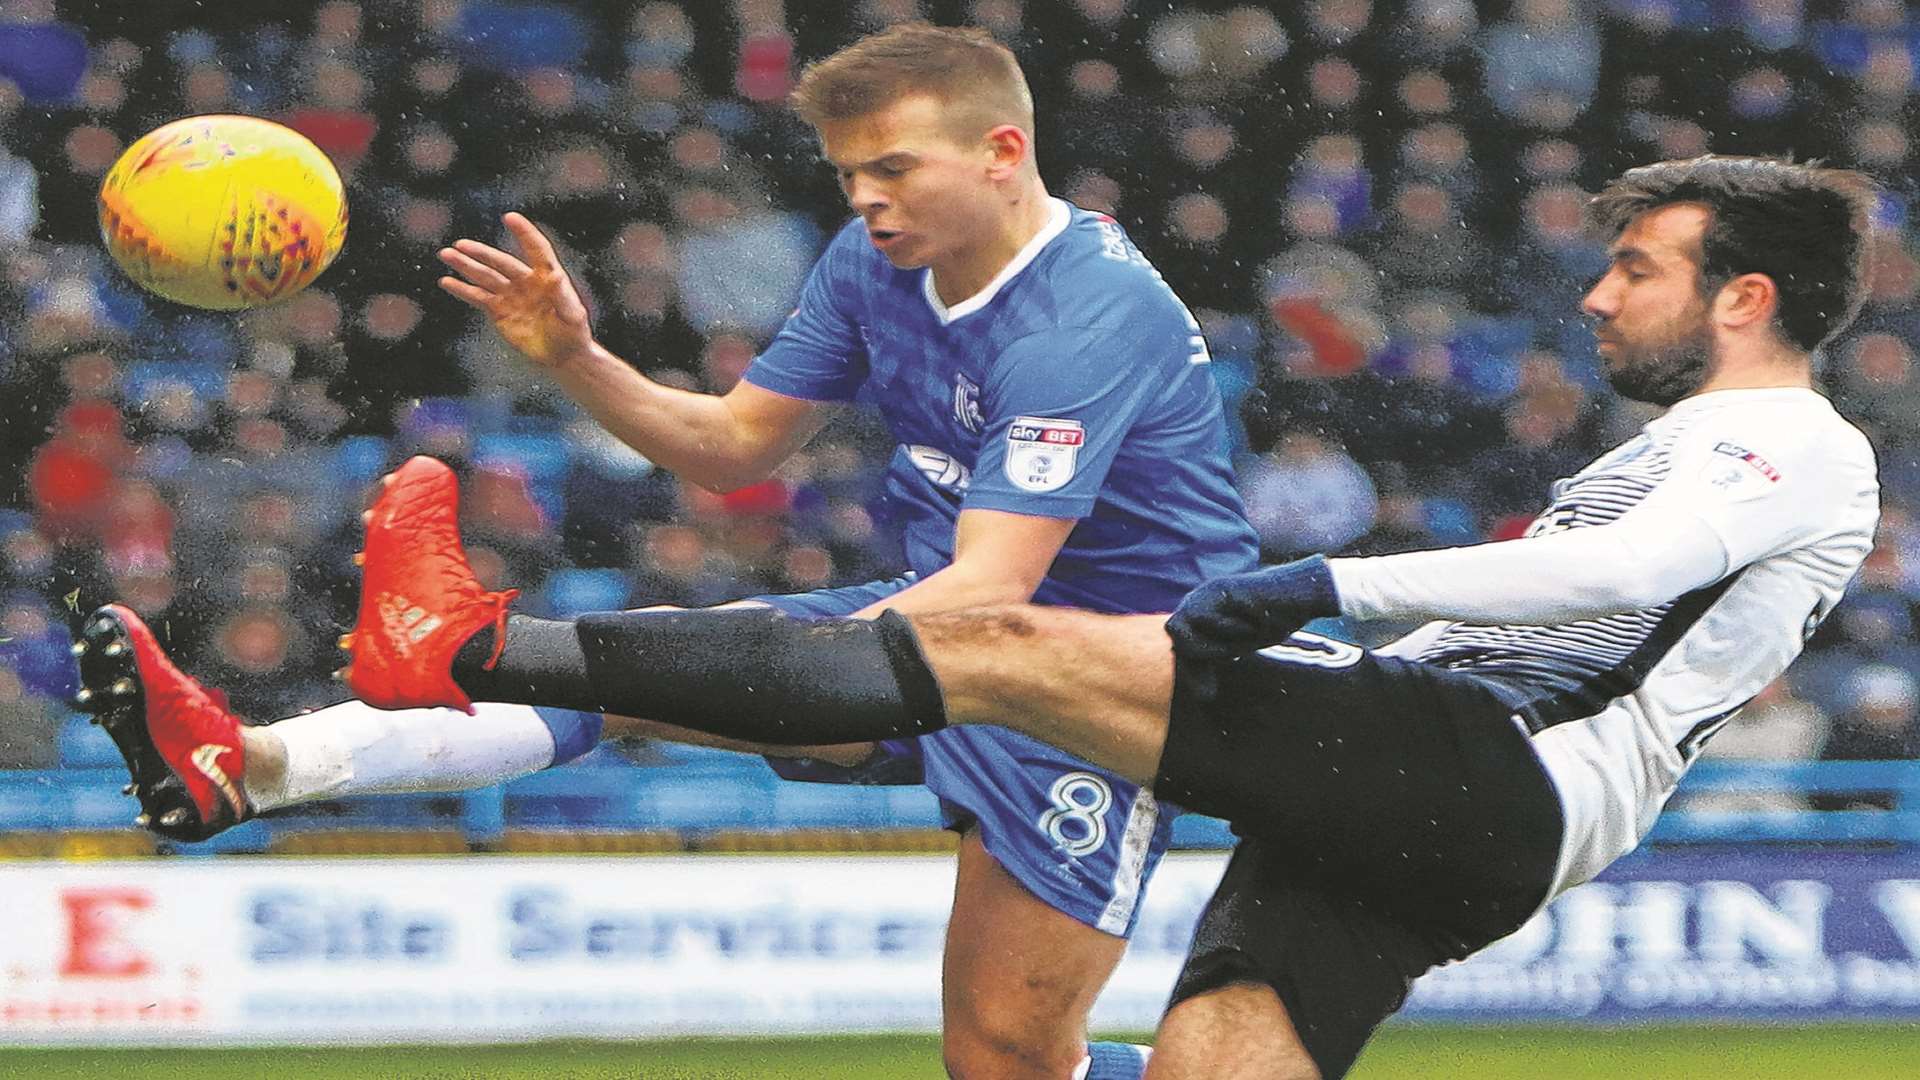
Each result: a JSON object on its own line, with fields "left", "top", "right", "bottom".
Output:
{"left": 2, "top": 0, "right": 1919, "bottom": 792}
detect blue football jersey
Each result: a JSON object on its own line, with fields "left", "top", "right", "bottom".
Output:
{"left": 744, "top": 199, "right": 1257, "bottom": 613}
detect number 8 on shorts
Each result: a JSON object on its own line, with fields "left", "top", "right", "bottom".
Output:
{"left": 1041, "top": 771, "right": 1115, "bottom": 857}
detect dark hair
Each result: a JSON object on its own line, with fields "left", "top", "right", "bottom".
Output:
{"left": 1588, "top": 155, "right": 1880, "bottom": 352}
{"left": 790, "top": 22, "right": 1032, "bottom": 138}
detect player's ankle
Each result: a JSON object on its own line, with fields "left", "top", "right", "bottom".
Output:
{"left": 449, "top": 613, "right": 596, "bottom": 709}
{"left": 448, "top": 623, "right": 502, "bottom": 691}
{"left": 237, "top": 726, "right": 286, "bottom": 810}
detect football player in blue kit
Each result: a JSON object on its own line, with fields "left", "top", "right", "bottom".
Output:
{"left": 90, "top": 23, "right": 1255, "bottom": 1080}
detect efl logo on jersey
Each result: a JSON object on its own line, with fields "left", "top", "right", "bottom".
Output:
{"left": 1712, "top": 442, "right": 1782, "bottom": 482}
{"left": 1005, "top": 416, "right": 1083, "bottom": 492}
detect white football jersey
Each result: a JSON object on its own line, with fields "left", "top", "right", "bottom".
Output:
{"left": 1385, "top": 387, "right": 1880, "bottom": 898}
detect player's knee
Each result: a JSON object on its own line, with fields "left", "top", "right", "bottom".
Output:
{"left": 941, "top": 1006, "right": 1084, "bottom": 1080}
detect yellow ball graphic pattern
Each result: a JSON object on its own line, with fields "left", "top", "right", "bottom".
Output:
{"left": 99, "top": 115, "right": 348, "bottom": 310}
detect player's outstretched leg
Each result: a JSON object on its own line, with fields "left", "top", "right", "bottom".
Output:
{"left": 78, "top": 598, "right": 603, "bottom": 837}
{"left": 340, "top": 455, "right": 518, "bottom": 712}
{"left": 73, "top": 604, "right": 253, "bottom": 842}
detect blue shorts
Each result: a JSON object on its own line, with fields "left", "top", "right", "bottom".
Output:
{"left": 750, "top": 577, "right": 1176, "bottom": 937}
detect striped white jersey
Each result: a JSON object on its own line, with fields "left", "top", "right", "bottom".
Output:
{"left": 1378, "top": 387, "right": 1879, "bottom": 898}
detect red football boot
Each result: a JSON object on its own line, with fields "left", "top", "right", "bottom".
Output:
{"left": 341, "top": 455, "right": 517, "bottom": 712}
{"left": 75, "top": 604, "right": 252, "bottom": 842}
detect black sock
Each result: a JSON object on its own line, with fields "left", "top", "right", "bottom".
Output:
{"left": 451, "top": 608, "right": 948, "bottom": 744}
{"left": 452, "top": 614, "right": 598, "bottom": 709}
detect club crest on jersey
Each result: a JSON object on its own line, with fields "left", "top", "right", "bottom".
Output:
{"left": 1005, "top": 416, "right": 1083, "bottom": 492}
{"left": 1712, "top": 441, "right": 1781, "bottom": 482}
{"left": 954, "top": 374, "right": 983, "bottom": 434}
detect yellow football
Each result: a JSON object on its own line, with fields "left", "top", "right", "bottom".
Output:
{"left": 98, "top": 114, "right": 348, "bottom": 310}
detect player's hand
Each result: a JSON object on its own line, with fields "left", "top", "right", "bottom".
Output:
{"left": 437, "top": 213, "right": 594, "bottom": 369}
{"left": 1166, "top": 556, "right": 1342, "bottom": 662}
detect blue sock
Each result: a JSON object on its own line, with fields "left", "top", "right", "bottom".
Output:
{"left": 1085, "top": 1041, "right": 1151, "bottom": 1079}
{"left": 534, "top": 707, "right": 604, "bottom": 765}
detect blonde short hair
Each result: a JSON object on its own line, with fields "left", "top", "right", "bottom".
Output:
{"left": 791, "top": 22, "right": 1034, "bottom": 141}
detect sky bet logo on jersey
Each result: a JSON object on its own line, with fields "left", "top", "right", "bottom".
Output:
{"left": 1712, "top": 441, "right": 1782, "bottom": 481}
{"left": 1703, "top": 440, "right": 1783, "bottom": 500}
{"left": 1005, "top": 416, "right": 1084, "bottom": 493}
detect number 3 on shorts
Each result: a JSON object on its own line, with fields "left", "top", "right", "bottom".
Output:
{"left": 1040, "top": 771, "right": 1113, "bottom": 857}
{"left": 1257, "top": 631, "right": 1364, "bottom": 669}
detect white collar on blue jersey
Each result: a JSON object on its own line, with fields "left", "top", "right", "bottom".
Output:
{"left": 922, "top": 197, "right": 1073, "bottom": 326}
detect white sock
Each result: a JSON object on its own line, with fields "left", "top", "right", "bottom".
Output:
{"left": 245, "top": 700, "right": 559, "bottom": 812}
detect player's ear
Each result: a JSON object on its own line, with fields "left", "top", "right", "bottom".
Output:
{"left": 982, "top": 124, "right": 1030, "bottom": 179}
{"left": 1714, "top": 272, "right": 1779, "bottom": 331}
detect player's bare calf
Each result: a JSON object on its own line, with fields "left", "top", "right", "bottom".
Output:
{"left": 74, "top": 604, "right": 253, "bottom": 842}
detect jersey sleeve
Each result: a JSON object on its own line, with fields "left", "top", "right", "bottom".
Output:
{"left": 741, "top": 223, "right": 868, "bottom": 402}
{"left": 1331, "top": 510, "right": 1730, "bottom": 625}
{"left": 964, "top": 323, "right": 1186, "bottom": 520}
{"left": 1646, "top": 413, "right": 1875, "bottom": 569}
{"left": 1331, "top": 405, "right": 1881, "bottom": 626}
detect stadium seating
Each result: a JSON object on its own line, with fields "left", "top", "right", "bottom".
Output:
{"left": 6, "top": 759, "right": 1917, "bottom": 854}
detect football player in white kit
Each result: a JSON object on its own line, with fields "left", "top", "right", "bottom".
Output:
{"left": 75, "top": 155, "right": 1882, "bottom": 1079}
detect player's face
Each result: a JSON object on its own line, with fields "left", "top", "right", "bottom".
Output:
{"left": 1581, "top": 203, "right": 1720, "bottom": 406}
{"left": 817, "top": 94, "right": 1000, "bottom": 271}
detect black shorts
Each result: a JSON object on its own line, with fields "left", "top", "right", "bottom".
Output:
{"left": 1154, "top": 640, "right": 1565, "bottom": 1079}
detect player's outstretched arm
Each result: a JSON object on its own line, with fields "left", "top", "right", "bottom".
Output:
{"left": 1328, "top": 505, "right": 1728, "bottom": 627}
{"left": 1322, "top": 420, "right": 1860, "bottom": 633}
{"left": 1167, "top": 490, "right": 1740, "bottom": 660}
{"left": 438, "top": 213, "right": 831, "bottom": 492}
{"left": 1164, "top": 524, "right": 1721, "bottom": 662}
